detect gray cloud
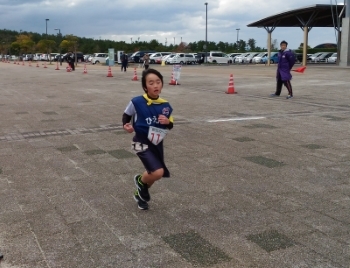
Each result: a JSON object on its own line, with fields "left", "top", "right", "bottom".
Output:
{"left": 0, "top": 0, "right": 341, "bottom": 48}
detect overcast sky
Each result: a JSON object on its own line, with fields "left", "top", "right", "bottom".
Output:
{"left": 0, "top": 0, "right": 345, "bottom": 49}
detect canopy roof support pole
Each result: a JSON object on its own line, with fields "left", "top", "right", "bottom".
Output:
{"left": 296, "top": 12, "right": 317, "bottom": 66}
{"left": 300, "top": 26, "right": 312, "bottom": 66}
{"left": 263, "top": 26, "right": 276, "bottom": 66}
{"left": 339, "top": 0, "right": 350, "bottom": 66}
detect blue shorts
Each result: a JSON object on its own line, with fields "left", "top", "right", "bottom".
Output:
{"left": 133, "top": 136, "right": 170, "bottom": 177}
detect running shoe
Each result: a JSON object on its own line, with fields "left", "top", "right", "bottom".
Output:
{"left": 134, "top": 174, "right": 150, "bottom": 202}
{"left": 134, "top": 191, "right": 148, "bottom": 210}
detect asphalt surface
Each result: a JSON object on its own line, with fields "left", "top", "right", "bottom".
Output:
{"left": 0, "top": 60, "right": 349, "bottom": 268}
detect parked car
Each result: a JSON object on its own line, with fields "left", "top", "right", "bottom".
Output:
{"left": 234, "top": 52, "right": 250, "bottom": 63}
{"left": 308, "top": 52, "right": 324, "bottom": 62}
{"left": 84, "top": 54, "right": 92, "bottom": 62}
{"left": 129, "top": 50, "right": 155, "bottom": 63}
{"left": 149, "top": 52, "right": 172, "bottom": 64}
{"left": 33, "top": 53, "right": 42, "bottom": 61}
{"left": 157, "top": 54, "right": 174, "bottom": 64}
{"left": 243, "top": 52, "right": 260, "bottom": 63}
{"left": 91, "top": 53, "right": 108, "bottom": 64}
{"left": 184, "top": 54, "right": 197, "bottom": 64}
{"left": 327, "top": 53, "right": 337, "bottom": 63}
{"left": 62, "top": 52, "right": 84, "bottom": 63}
{"left": 227, "top": 53, "right": 241, "bottom": 63}
{"left": 314, "top": 52, "right": 333, "bottom": 62}
{"left": 23, "top": 54, "right": 33, "bottom": 61}
{"left": 166, "top": 53, "right": 191, "bottom": 64}
{"left": 252, "top": 52, "right": 268, "bottom": 63}
{"left": 207, "top": 51, "right": 229, "bottom": 64}
{"left": 261, "top": 52, "right": 279, "bottom": 64}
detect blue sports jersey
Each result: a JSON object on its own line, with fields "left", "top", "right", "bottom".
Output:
{"left": 131, "top": 95, "right": 173, "bottom": 138}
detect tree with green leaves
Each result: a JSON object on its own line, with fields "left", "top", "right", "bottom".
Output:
{"left": 247, "top": 38, "right": 256, "bottom": 51}
{"left": 60, "top": 34, "right": 79, "bottom": 52}
{"left": 13, "top": 34, "right": 35, "bottom": 55}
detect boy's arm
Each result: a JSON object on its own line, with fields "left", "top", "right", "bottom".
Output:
{"left": 165, "top": 122, "right": 173, "bottom": 130}
{"left": 122, "top": 113, "right": 132, "bottom": 125}
{"left": 122, "top": 101, "right": 136, "bottom": 126}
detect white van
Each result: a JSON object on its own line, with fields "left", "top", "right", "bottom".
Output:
{"left": 33, "top": 53, "right": 42, "bottom": 61}
{"left": 207, "top": 51, "right": 229, "bottom": 64}
{"left": 166, "top": 53, "right": 197, "bottom": 65}
{"left": 91, "top": 53, "right": 108, "bottom": 64}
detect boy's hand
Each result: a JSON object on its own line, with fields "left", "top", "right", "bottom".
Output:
{"left": 158, "top": 115, "right": 169, "bottom": 125}
{"left": 123, "top": 123, "right": 134, "bottom": 133}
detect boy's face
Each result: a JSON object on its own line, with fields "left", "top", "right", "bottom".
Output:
{"left": 280, "top": 43, "right": 287, "bottom": 50}
{"left": 145, "top": 73, "right": 163, "bottom": 98}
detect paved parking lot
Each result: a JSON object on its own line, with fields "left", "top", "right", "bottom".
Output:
{"left": 0, "top": 61, "right": 349, "bottom": 268}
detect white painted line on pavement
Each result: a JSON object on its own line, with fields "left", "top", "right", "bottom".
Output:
{"left": 207, "top": 117, "right": 266, "bottom": 123}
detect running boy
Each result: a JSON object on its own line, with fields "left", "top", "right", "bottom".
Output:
{"left": 122, "top": 69, "right": 174, "bottom": 210}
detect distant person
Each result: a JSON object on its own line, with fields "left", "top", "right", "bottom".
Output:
{"left": 201, "top": 53, "right": 205, "bottom": 64}
{"left": 121, "top": 52, "right": 128, "bottom": 72}
{"left": 66, "top": 52, "right": 75, "bottom": 71}
{"left": 270, "top": 40, "right": 295, "bottom": 99}
{"left": 142, "top": 53, "right": 150, "bottom": 70}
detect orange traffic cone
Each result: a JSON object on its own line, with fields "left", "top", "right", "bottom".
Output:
{"left": 131, "top": 68, "right": 138, "bottom": 81}
{"left": 292, "top": 66, "right": 306, "bottom": 73}
{"left": 14, "top": 61, "right": 16, "bottom": 64}
{"left": 107, "top": 66, "right": 113, "bottom": 77}
{"left": 36, "top": 62, "right": 40, "bottom": 67}
{"left": 225, "top": 74, "right": 237, "bottom": 94}
{"left": 17, "top": 62, "right": 19, "bottom": 65}
{"left": 169, "top": 71, "right": 178, "bottom": 85}
{"left": 29, "top": 61, "right": 32, "bottom": 67}
{"left": 43, "top": 62, "right": 47, "bottom": 68}
{"left": 66, "top": 64, "right": 71, "bottom": 72}
{"left": 83, "top": 64, "right": 87, "bottom": 74}
{"left": 55, "top": 61, "right": 60, "bottom": 70}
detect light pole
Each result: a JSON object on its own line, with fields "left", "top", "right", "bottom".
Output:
{"left": 165, "top": 38, "right": 167, "bottom": 46}
{"left": 130, "top": 38, "right": 132, "bottom": 43}
{"left": 236, "top": 28, "right": 240, "bottom": 50}
{"left": 54, "top": 28, "right": 62, "bottom": 65}
{"left": 181, "top": 37, "right": 182, "bottom": 44}
{"left": 138, "top": 37, "right": 140, "bottom": 42}
{"left": 174, "top": 37, "right": 175, "bottom": 45}
{"left": 45, "top": 19, "right": 49, "bottom": 61}
{"left": 19, "top": 29, "right": 22, "bottom": 60}
{"left": 45, "top": 19, "right": 49, "bottom": 38}
{"left": 205, "top": 2, "right": 208, "bottom": 63}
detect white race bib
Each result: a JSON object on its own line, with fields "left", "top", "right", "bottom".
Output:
{"left": 148, "top": 126, "right": 168, "bottom": 145}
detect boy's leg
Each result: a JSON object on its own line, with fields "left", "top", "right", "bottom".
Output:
{"left": 141, "top": 168, "right": 164, "bottom": 187}
{"left": 275, "top": 78, "right": 283, "bottom": 95}
{"left": 284, "top": 80, "right": 293, "bottom": 96}
{"left": 134, "top": 169, "right": 164, "bottom": 202}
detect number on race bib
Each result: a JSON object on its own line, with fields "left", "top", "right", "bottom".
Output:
{"left": 148, "top": 127, "right": 168, "bottom": 145}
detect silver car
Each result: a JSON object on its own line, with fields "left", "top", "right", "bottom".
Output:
{"left": 327, "top": 53, "right": 337, "bottom": 63}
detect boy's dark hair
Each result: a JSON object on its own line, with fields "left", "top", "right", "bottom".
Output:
{"left": 142, "top": 69, "right": 163, "bottom": 92}
{"left": 280, "top": 40, "right": 288, "bottom": 46}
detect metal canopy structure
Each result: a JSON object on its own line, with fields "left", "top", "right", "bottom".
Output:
{"left": 247, "top": 4, "right": 345, "bottom": 28}
{"left": 247, "top": 4, "right": 346, "bottom": 66}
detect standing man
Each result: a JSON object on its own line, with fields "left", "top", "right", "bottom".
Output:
{"left": 66, "top": 52, "right": 75, "bottom": 71}
{"left": 142, "top": 53, "right": 150, "bottom": 70}
{"left": 270, "top": 40, "right": 295, "bottom": 99}
{"left": 121, "top": 52, "right": 128, "bottom": 72}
